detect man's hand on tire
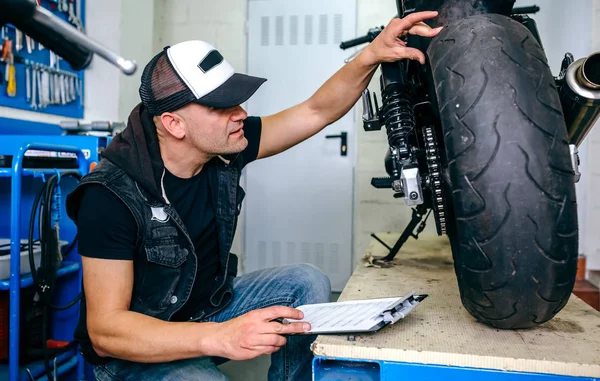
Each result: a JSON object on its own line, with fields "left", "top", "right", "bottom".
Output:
{"left": 362, "top": 11, "right": 443, "bottom": 65}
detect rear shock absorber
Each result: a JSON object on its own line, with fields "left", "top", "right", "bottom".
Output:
{"left": 380, "top": 62, "right": 415, "bottom": 184}
{"left": 381, "top": 84, "right": 414, "bottom": 157}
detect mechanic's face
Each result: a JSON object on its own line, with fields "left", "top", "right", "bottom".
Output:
{"left": 179, "top": 102, "right": 249, "bottom": 156}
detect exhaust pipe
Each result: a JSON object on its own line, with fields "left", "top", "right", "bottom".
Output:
{"left": 559, "top": 52, "right": 600, "bottom": 147}
{"left": 577, "top": 53, "right": 600, "bottom": 90}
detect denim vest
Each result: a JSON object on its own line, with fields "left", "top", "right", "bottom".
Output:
{"left": 66, "top": 156, "right": 245, "bottom": 322}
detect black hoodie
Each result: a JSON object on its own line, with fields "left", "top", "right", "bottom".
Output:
{"left": 103, "top": 103, "right": 167, "bottom": 202}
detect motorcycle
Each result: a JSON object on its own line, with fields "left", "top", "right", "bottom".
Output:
{"left": 340, "top": 0, "right": 600, "bottom": 329}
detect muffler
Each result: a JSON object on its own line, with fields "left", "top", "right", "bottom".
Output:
{"left": 559, "top": 52, "right": 600, "bottom": 147}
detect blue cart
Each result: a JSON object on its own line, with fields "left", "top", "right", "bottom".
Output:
{"left": 0, "top": 118, "right": 108, "bottom": 381}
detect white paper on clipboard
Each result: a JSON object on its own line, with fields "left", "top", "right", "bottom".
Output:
{"left": 284, "top": 291, "right": 427, "bottom": 334}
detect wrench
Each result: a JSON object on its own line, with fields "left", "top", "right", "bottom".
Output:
{"left": 61, "top": 74, "right": 67, "bottom": 105}
{"left": 36, "top": 67, "right": 43, "bottom": 108}
{"left": 26, "top": 63, "right": 31, "bottom": 102}
{"left": 30, "top": 65, "right": 37, "bottom": 109}
{"left": 15, "top": 29, "right": 23, "bottom": 52}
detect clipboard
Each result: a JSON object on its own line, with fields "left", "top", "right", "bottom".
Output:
{"left": 284, "top": 291, "right": 428, "bottom": 334}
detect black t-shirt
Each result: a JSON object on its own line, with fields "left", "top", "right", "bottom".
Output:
{"left": 76, "top": 116, "right": 261, "bottom": 320}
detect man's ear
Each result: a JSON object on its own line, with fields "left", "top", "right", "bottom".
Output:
{"left": 159, "top": 112, "right": 186, "bottom": 139}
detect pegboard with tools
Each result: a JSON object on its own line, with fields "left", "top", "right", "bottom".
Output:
{"left": 0, "top": 0, "right": 85, "bottom": 119}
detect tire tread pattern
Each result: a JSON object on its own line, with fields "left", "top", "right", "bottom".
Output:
{"left": 427, "top": 14, "right": 578, "bottom": 329}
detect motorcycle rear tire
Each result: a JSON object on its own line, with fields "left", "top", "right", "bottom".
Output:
{"left": 427, "top": 13, "right": 578, "bottom": 329}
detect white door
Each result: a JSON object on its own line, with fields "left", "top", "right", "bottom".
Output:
{"left": 245, "top": 0, "right": 357, "bottom": 291}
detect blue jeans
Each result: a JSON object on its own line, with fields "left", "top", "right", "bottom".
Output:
{"left": 93, "top": 264, "right": 331, "bottom": 381}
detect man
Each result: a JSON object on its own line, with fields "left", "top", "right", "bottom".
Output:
{"left": 66, "top": 11, "right": 442, "bottom": 381}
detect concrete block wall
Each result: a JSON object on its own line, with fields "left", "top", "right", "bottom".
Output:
{"left": 153, "top": 0, "right": 247, "bottom": 72}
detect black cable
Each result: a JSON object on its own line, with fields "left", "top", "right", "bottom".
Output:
{"left": 0, "top": 240, "right": 39, "bottom": 255}
{"left": 26, "top": 171, "right": 82, "bottom": 381}
{"left": 42, "top": 305, "right": 52, "bottom": 381}
{"left": 29, "top": 171, "right": 82, "bottom": 309}
{"left": 28, "top": 176, "right": 47, "bottom": 289}
{"left": 51, "top": 293, "right": 82, "bottom": 311}
{"left": 61, "top": 234, "right": 78, "bottom": 260}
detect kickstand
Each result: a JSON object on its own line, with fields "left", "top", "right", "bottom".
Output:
{"left": 372, "top": 205, "right": 431, "bottom": 263}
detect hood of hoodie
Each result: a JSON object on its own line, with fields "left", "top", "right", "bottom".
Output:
{"left": 103, "top": 103, "right": 167, "bottom": 203}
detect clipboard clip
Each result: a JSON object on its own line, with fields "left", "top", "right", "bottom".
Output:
{"left": 381, "top": 292, "right": 428, "bottom": 325}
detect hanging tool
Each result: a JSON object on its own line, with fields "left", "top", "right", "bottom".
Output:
{"left": 2, "top": 41, "right": 10, "bottom": 85}
{"left": 50, "top": 71, "right": 56, "bottom": 105}
{"left": 50, "top": 51, "right": 57, "bottom": 69}
{"left": 1, "top": 38, "right": 16, "bottom": 97}
{"left": 36, "top": 65, "right": 42, "bottom": 108}
{"left": 1, "top": 36, "right": 9, "bottom": 58}
{"left": 15, "top": 29, "right": 23, "bottom": 52}
{"left": 53, "top": 73, "right": 59, "bottom": 104}
{"left": 6, "top": 63, "right": 16, "bottom": 97}
{"left": 70, "top": 75, "right": 75, "bottom": 102}
{"left": 40, "top": 69, "right": 47, "bottom": 107}
{"left": 59, "top": 0, "right": 69, "bottom": 13}
{"left": 57, "top": 73, "right": 62, "bottom": 105}
{"left": 76, "top": 0, "right": 82, "bottom": 28}
{"left": 0, "top": 29, "right": 8, "bottom": 58}
{"left": 30, "top": 64, "right": 38, "bottom": 109}
{"left": 26, "top": 61, "right": 31, "bottom": 102}
{"left": 67, "top": 0, "right": 84, "bottom": 32}
{"left": 43, "top": 70, "right": 51, "bottom": 107}
{"left": 26, "top": 35, "right": 34, "bottom": 54}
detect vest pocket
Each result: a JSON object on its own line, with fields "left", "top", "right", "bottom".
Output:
{"left": 145, "top": 244, "right": 188, "bottom": 268}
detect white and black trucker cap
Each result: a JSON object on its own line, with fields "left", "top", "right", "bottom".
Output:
{"left": 139, "top": 40, "right": 267, "bottom": 115}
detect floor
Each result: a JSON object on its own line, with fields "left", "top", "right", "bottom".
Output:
{"left": 218, "top": 292, "right": 341, "bottom": 380}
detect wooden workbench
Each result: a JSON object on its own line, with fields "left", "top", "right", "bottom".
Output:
{"left": 312, "top": 234, "right": 600, "bottom": 378}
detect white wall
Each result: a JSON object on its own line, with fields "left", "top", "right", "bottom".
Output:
{"left": 579, "top": 0, "right": 600, "bottom": 273}
{"left": 117, "top": 1, "right": 156, "bottom": 121}
{"left": 83, "top": 0, "right": 122, "bottom": 122}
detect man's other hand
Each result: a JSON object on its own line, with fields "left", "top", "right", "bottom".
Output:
{"left": 363, "top": 11, "right": 443, "bottom": 65}
{"left": 211, "top": 306, "right": 311, "bottom": 361}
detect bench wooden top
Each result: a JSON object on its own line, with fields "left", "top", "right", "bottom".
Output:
{"left": 312, "top": 234, "right": 600, "bottom": 378}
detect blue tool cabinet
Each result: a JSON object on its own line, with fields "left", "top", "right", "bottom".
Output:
{"left": 313, "top": 358, "right": 600, "bottom": 381}
{"left": 0, "top": 117, "right": 107, "bottom": 381}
